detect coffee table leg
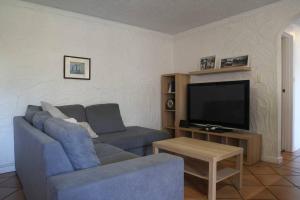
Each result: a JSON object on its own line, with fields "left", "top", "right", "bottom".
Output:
{"left": 233, "top": 152, "right": 243, "bottom": 189}
{"left": 153, "top": 146, "right": 159, "bottom": 154}
{"left": 208, "top": 160, "right": 217, "bottom": 200}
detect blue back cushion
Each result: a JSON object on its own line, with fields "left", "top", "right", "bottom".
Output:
{"left": 57, "top": 104, "right": 87, "bottom": 122}
{"left": 24, "top": 105, "right": 42, "bottom": 124}
{"left": 86, "top": 104, "right": 126, "bottom": 134}
{"left": 32, "top": 111, "right": 52, "bottom": 131}
{"left": 44, "top": 118, "right": 100, "bottom": 170}
{"left": 25, "top": 104, "right": 87, "bottom": 123}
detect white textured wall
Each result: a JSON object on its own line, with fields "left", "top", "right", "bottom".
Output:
{"left": 173, "top": 0, "right": 300, "bottom": 163}
{"left": 285, "top": 24, "right": 300, "bottom": 151}
{"left": 0, "top": 0, "right": 173, "bottom": 173}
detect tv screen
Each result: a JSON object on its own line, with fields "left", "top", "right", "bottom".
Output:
{"left": 187, "top": 80, "right": 250, "bottom": 130}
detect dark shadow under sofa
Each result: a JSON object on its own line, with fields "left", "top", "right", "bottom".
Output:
{"left": 14, "top": 103, "right": 183, "bottom": 200}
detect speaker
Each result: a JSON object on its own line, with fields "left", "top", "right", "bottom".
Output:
{"left": 179, "top": 120, "right": 189, "bottom": 128}
{"left": 166, "top": 98, "right": 175, "bottom": 110}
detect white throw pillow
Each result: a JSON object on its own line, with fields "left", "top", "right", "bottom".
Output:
{"left": 41, "top": 101, "right": 69, "bottom": 119}
{"left": 64, "top": 118, "right": 78, "bottom": 124}
{"left": 78, "top": 122, "right": 98, "bottom": 139}
{"left": 64, "top": 118, "right": 98, "bottom": 138}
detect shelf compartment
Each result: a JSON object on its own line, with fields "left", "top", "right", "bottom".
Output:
{"left": 227, "top": 138, "right": 240, "bottom": 147}
{"left": 162, "top": 76, "right": 175, "bottom": 94}
{"left": 192, "top": 132, "right": 208, "bottom": 140}
{"left": 165, "top": 110, "right": 176, "bottom": 112}
{"left": 209, "top": 135, "right": 223, "bottom": 143}
{"left": 163, "top": 128, "right": 175, "bottom": 137}
{"left": 239, "top": 139, "right": 248, "bottom": 155}
{"left": 163, "top": 112, "right": 175, "bottom": 128}
{"left": 176, "top": 130, "right": 192, "bottom": 138}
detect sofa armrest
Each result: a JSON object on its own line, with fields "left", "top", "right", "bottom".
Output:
{"left": 47, "top": 153, "right": 184, "bottom": 200}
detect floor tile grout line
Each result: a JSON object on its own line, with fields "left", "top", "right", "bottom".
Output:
{"left": 0, "top": 189, "right": 18, "bottom": 200}
{"left": 245, "top": 165, "right": 281, "bottom": 200}
{"left": 2, "top": 189, "right": 23, "bottom": 200}
{"left": 251, "top": 153, "right": 300, "bottom": 199}
{"left": 0, "top": 178, "right": 11, "bottom": 186}
{"left": 275, "top": 156, "right": 300, "bottom": 187}
{"left": 280, "top": 174, "right": 300, "bottom": 188}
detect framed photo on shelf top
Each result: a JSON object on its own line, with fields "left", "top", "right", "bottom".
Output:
{"left": 64, "top": 55, "right": 91, "bottom": 80}
{"left": 221, "top": 55, "right": 249, "bottom": 68}
{"left": 200, "top": 56, "right": 216, "bottom": 70}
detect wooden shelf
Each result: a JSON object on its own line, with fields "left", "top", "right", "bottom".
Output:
{"left": 184, "top": 158, "right": 240, "bottom": 183}
{"left": 165, "top": 126, "right": 176, "bottom": 130}
{"left": 163, "top": 92, "right": 176, "bottom": 95}
{"left": 162, "top": 73, "right": 189, "bottom": 77}
{"left": 189, "top": 66, "right": 251, "bottom": 75}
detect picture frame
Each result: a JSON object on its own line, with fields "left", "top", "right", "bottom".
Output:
{"left": 200, "top": 56, "right": 216, "bottom": 70}
{"left": 64, "top": 56, "right": 91, "bottom": 80}
{"left": 220, "top": 55, "right": 249, "bottom": 68}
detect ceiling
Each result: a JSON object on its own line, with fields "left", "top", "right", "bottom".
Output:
{"left": 22, "top": 0, "right": 279, "bottom": 34}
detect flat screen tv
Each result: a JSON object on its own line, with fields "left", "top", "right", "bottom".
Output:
{"left": 187, "top": 80, "right": 250, "bottom": 130}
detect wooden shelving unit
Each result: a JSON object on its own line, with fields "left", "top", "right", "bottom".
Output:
{"left": 189, "top": 66, "right": 251, "bottom": 75}
{"left": 161, "top": 74, "right": 190, "bottom": 137}
{"left": 161, "top": 68, "right": 261, "bottom": 165}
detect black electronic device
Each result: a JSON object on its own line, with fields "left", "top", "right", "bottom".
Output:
{"left": 187, "top": 80, "right": 250, "bottom": 130}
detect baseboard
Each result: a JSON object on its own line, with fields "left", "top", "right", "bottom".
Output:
{"left": 261, "top": 155, "right": 283, "bottom": 164}
{"left": 0, "top": 163, "right": 15, "bottom": 174}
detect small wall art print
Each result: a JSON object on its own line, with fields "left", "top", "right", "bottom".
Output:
{"left": 64, "top": 56, "right": 91, "bottom": 80}
{"left": 221, "top": 55, "right": 249, "bottom": 68}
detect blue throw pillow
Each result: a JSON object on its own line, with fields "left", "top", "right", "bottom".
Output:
{"left": 32, "top": 111, "right": 52, "bottom": 131}
{"left": 44, "top": 118, "right": 100, "bottom": 170}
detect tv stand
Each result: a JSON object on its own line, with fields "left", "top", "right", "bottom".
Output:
{"left": 177, "top": 127, "right": 261, "bottom": 165}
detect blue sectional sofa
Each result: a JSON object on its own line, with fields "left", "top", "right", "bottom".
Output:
{"left": 14, "top": 104, "right": 183, "bottom": 200}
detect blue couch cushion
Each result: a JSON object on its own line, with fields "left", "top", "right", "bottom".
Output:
{"left": 127, "top": 146, "right": 153, "bottom": 156}
{"left": 101, "top": 151, "right": 139, "bottom": 165}
{"left": 94, "top": 143, "right": 138, "bottom": 165}
{"left": 85, "top": 104, "right": 126, "bottom": 134}
{"left": 32, "top": 111, "right": 52, "bottom": 131}
{"left": 44, "top": 118, "right": 100, "bottom": 170}
{"left": 57, "top": 104, "right": 87, "bottom": 122}
{"left": 93, "top": 126, "right": 171, "bottom": 150}
{"left": 24, "top": 105, "right": 42, "bottom": 123}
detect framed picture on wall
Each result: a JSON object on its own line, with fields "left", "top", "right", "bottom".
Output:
{"left": 64, "top": 56, "right": 91, "bottom": 80}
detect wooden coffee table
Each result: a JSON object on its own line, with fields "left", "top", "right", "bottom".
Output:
{"left": 153, "top": 137, "right": 243, "bottom": 200}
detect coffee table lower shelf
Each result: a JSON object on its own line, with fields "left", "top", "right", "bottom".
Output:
{"left": 184, "top": 161, "right": 240, "bottom": 183}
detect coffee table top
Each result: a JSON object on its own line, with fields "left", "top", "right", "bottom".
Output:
{"left": 153, "top": 137, "right": 243, "bottom": 162}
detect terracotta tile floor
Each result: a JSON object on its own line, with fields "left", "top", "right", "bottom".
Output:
{"left": 1, "top": 150, "right": 300, "bottom": 200}
{"left": 185, "top": 150, "right": 300, "bottom": 200}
